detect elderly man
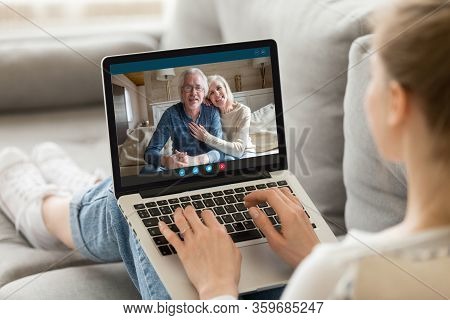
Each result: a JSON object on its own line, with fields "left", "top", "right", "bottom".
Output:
{"left": 144, "top": 68, "right": 222, "bottom": 172}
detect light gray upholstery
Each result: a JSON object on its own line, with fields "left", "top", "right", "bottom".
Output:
{"left": 0, "top": 263, "right": 141, "bottom": 300}
{"left": 0, "top": 33, "right": 157, "bottom": 111}
{"left": 343, "top": 35, "right": 407, "bottom": 232}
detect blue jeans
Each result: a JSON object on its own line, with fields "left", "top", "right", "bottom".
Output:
{"left": 70, "top": 177, "right": 283, "bottom": 300}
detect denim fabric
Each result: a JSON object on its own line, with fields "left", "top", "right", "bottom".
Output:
{"left": 144, "top": 102, "right": 222, "bottom": 168}
{"left": 70, "top": 177, "right": 170, "bottom": 299}
{"left": 70, "top": 177, "right": 283, "bottom": 300}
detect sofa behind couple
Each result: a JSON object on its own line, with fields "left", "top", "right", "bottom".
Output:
{"left": 0, "top": 0, "right": 407, "bottom": 299}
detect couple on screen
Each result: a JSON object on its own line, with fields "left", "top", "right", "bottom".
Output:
{"left": 142, "top": 68, "right": 255, "bottom": 173}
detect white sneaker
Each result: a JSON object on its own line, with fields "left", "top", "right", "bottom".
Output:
{"left": 0, "top": 147, "right": 66, "bottom": 250}
{"left": 32, "top": 142, "right": 102, "bottom": 194}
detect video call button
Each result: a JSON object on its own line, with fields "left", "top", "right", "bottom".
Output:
{"left": 205, "top": 164, "right": 213, "bottom": 173}
{"left": 192, "top": 167, "right": 199, "bottom": 175}
{"left": 178, "top": 168, "right": 186, "bottom": 177}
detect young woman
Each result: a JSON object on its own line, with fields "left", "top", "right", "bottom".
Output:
{"left": 0, "top": 0, "right": 448, "bottom": 300}
{"left": 158, "top": 0, "right": 450, "bottom": 299}
{"left": 188, "top": 75, "right": 256, "bottom": 159}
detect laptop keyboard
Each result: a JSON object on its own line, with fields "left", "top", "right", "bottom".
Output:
{"left": 132, "top": 180, "right": 316, "bottom": 256}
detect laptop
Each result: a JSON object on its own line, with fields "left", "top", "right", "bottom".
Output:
{"left": 101, "top": 39, "right": 337, "bottom": 299}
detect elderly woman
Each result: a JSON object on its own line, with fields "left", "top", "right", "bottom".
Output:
{"left": 189, "top": 75, "right": 256, "bottom": 159}
{"left": 144, "top": 68, "right": 222, "bottom": 171}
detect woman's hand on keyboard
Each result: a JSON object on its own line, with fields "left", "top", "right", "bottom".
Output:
{"left": 159, "top": 206, "right": 242, "bottom": 299}
{"left": 244, "top": 188, "right": 320, "bottom": 268}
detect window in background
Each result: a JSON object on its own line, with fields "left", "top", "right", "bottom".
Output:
{"left": 0, "top": 0, "right": 173, "bottom": 38}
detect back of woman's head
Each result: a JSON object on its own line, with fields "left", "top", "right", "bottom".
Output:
{"left": 373, "top": 0, "right": 450, "bottom": 157}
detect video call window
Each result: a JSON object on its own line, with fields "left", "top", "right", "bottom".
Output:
{"left": 110, "top": 48, "right": 278, "bottom": 180}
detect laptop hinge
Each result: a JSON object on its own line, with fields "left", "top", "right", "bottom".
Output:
{"left": 139, "top": 171, "right": 271, "bottom": 199}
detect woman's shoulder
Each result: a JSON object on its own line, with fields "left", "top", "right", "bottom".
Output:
{"left": 233, "top": 102, "right": 251, "bottom": 117}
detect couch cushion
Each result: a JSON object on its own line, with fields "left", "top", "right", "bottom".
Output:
{"left": 0, "top": 208, "right": 96, "bottom": 289}
{"left": 0, "top": 263, "right": 140, "bottom": 299}
{"left": 0, "top": 33, "right": 157, "bottom": 111}
{"left": 161, "top": 0, "right": 383, "bottom": 235}
{"left": 343, "top": 35, "right": 407, "bottom": 231}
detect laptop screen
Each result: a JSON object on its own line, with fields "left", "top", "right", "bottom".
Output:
{"left": 102, "top": 40, "right": 287, "bottom": 197}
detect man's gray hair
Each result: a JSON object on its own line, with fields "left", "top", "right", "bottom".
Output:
{"left": 178, "top": 68, "right": 208, "bottom": 97}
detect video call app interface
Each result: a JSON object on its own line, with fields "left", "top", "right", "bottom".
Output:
{"left": 109, "top": 47, "right": 278, "bottom": 185}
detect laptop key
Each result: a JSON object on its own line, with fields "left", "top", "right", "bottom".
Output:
{"left": 256, "top": 184, "right": 267, "bottom": 189}
{"left": 168, "top": 198, "right": 179, "bottom": 204}
{"left": 213, "top": 197, "right": 226, "bottom": 206}
{"left": 168, "top": 224, "right": 180, "bottom": 233}
{"left": 181, "top": 202, "right": 192, "bottom": 208}
{"left": 274, "top": 225, "right": 282, "bottom": 233}
{"left": 213, "top": 206, "right": 226, "bottom": 215}
{"left": 213, "top": 191, "right": 224, "bottom": 196}
{"left": 159, "top": 216, "right": 172, "bottom": 224}
{"left": 179, "top": 196, "right": 190, "bottom": 202}
{"left": 158, "top": 245, "right": 172, "bottom": 256}
{"left": 243, "top": 220, "right": 256, "bottom": 229}
{"left": 235, "top": 193, "right": 245, "bottom": 202}
{"left": 232, "top": 212, "right": 245, "bottom": 222}
{"left": 269, "top": 217, "right": 277, "bottom": 225}
{"left": 232, "top": 222, "right": 245, "bottom": 232}
{"left": 277, "top": 180, "right": 288, "bottom": 186}
{"left": 134, "top": 204, "right": 145, "bottom": 210}
{"left": 149, "top": 208, "right": 161, "bottom": 217}
{"left": 192, "top": 201, "right": 205, "bottom": 209}
{"left": 234, "top": 187, "right": 245, "bottom": 193}
{"left": 230, "top": 229, "right": 262, "bottom": 243}
{"left": 171, "top": 204, "right": 181, "bottom": 211}
{"left": 224, "top": 189, "right": 234, "bottom": 195}
{"left": 190, "top": 194, "right": 202, "bottom": 200}
{"left": 160, "top": 206, "right": 172, "bottom": 215}
{"left": 153, "top": 236, "right": 168, "bottom": 246}
{"left": 137, "top": 209, "right": 150, "bottom": 219}
{"left": 274, "top": 216, "right": 280, "bottom": 224}
{"left": 216, "top": 216, "right": 224, "bottom": 224}
{"left": 224, "top": 195, "right": 237, "bottom": 204}
{"left": 266, "top": 182, "right": 277, "bottom": 188}
{"left": 142, "top": 217, "right": 159, "bottom": 227}
{"left": 157, "top": 200, "right": 168, "bottom": 206}
{"left": 222, "top": 215, "right": 234, "bottom": 224}
{"left": 148, "top": 227, "right": 162, "bottom": 237}
{"left": 224, "top": 224, "right": 234, "bottom": 233}
{"left": 243, "top": 211, "right": 251, "bottom": 220}
{"left": 145, "top": 202, "right": 157, "bottom": 208}
{"left": 264, "top": 207, "right": 276, "bottom": 216}
{"left": 201, "top": 193, "right": 213, "bottom": 199}
{"left": 224, "top": 204, "right": 237, "bottom": 213}
{"left": 203, "top": 199, "right": 215, "bottom": 208}
{"left": 169, "top": 244, "right": 177, "bottom": 254}
{"left": 245, "top": 186, "right": 256, "bottom": 191}
{"left": 235, "top": 203, "right": 247, "bottom": 212}
{"left": 258, "top": 202, "right": 269, "bottom": 209}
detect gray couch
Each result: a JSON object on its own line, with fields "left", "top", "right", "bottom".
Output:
{"left": 0, "top": 0, "right": 406, "bottom": 299}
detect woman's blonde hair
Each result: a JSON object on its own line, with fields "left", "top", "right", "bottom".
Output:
{"left": 373, "top": 0, "right": 450, "bottom": 156}
{"left": 207, "top": 75, "right": 234, "bottom": 104}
